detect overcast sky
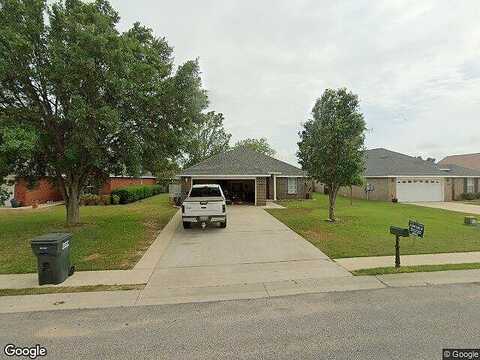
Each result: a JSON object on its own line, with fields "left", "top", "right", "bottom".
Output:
{"left": 111, "top": 0, "right": 480, "bottom": 165}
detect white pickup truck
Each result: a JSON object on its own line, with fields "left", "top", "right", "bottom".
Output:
{"left": 182, "top": 184, "right": 227, "bottom": 229}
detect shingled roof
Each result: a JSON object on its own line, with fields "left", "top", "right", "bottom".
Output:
{"left": 366, "top": 148, "right": 480, "bottom": 177}
{"left": 179, "top": 147, "right": 306, "bottom": 177}
{"left": 438, "top": 153, "right": 480, "bottom": 171}
{"left": 436, "top": 163, "right": 480, "bottom": 177}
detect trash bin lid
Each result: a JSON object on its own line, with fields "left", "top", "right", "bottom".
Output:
{"left": 31, "top": 233, "right": 72, "bottom": 244}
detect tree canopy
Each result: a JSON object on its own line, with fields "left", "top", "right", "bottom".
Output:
{"left": 0, "top": 0, "right": 209, "bottom": 224}
{"left": 297, "top": 88, "right": 366, "bottom": 221}
{"left": 234, "top": 137, "right": 276, "bottom": 157}
{"left": 181, "top": 111, "right": 231, "bottom": 168}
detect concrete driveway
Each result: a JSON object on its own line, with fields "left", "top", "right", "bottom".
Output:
{"left": 412, "top": 201, "right": 480, "bottom": 215}
{"left": 139, "top": 206, "right": 352, "bottom": 303}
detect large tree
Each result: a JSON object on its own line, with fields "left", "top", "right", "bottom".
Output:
{"left": 0, "top": 0, "right": 208, "bottom": 224}
{"left": 234, "top": 137, "right": 276, "bottom": 157}
{"left": 297, "top": 88, "right": 366, "bottom": 222}
{"left": 181, "top": 111, "right": 231, "bottom": 167}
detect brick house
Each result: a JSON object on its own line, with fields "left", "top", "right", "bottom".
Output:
{"left": 177, "top": 147, "right": 312, "bottom": 206}
{"left": 2, "top": 175, "right": 156, "bottom": 207}
{"left": 13, "top": 177, "right": 64, "bottom": 206}
{"left": 325, "top": 148, "right": 480, "bottom": 202}
{"left": 438, "top": 153, "right": 480, "bottom": 171}
{"left": 98, "top": 176, "right": 156, "bottom": 195}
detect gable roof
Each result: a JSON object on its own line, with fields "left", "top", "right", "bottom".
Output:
{"left": 366, "top": 148, "right": 480, "bottom": 177}
{"left": 438, "top": 153, "right": 480, "bottom": 171}
{"left": 179, "top": 147, "right": 306, "bottom": 177}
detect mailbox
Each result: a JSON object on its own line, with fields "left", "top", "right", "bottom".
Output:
{"left": 390, "top": 226, "right": 410, "bottom": 238}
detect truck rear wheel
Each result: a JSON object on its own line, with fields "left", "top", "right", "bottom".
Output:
{"left": 220, "top": 220, "right": 227, "bottom": 228}
{"left": 183, "top": 221, "right": 191, "bottom": 229}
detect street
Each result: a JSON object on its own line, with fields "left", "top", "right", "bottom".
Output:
{"left": 1, "top": 283, "right": 479, "bottom": 359}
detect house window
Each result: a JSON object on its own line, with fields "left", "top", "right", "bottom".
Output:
{"left": 467, "top": 178, "right": 474, "bottom": 193}
{"left": 287, "top": 178, "right": 297, "bottom": 194}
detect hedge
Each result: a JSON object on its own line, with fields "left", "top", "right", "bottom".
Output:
{"left": 111, "top": 185, "right": 163, "bottom": 204}
{"left": 80, "top": 194, "right": 120, "bottom": 206}
{"left": 460, "top": 192, "right": 480, "bottom": 201}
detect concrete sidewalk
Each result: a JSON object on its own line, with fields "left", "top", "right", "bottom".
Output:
{"left": 336, "top": 251, "right": 480, "bottom": 271}
{"left": 1, "top": 269, "right": 480, "bottom": 313}
{"left": 262, "top": 201, "right": 285, "bottom": 209}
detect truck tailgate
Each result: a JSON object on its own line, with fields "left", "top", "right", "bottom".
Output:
{"left": 183, "top": 198, "right": 224, "bottom": 216}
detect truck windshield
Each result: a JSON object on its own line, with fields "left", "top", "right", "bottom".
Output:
{"left": 190, "top": 186, "right": 222, "bottom": 197}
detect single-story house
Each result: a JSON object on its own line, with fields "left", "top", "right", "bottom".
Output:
{"left": 2, "top": 175, "right": 157, "bottom": 207}
{"left": 330, "top": 148, "right": 480, "bottom": 202}
{"left": 438, "top": 153, "right": 480, "bottom": 171}
{"left": 177, "top": 147, "right": 312, "bottom": 206}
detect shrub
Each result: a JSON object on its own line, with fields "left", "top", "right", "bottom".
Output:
{"left": 81, "top": 194, "right": 100, "bottom": 206}
{"left": 111, "top": 185, "right": 162, "bottom": 204}
{"left": 461, "top": 193, "right": 476, "bottom": 201}
{"left": 81, "top": 194, "right": 115, "bottom": 206}
{"left": 102, "top": 195, "right": 112, "bottom": 205}
{"left": 80, "top": 194, "right": 91, "bottom": 205}
{"left": 0, "top": 185, "right": 11, "bottom": 206}
{"left": 111, "top": 194, "right": 120, "bottom": 205}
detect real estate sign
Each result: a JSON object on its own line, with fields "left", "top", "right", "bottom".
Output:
{"left": 409, "top": 220, "right": 425, "bottom": 238}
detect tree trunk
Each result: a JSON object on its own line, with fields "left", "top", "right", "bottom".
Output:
{"left": 64, "top": 180, "right": 81, "bottom": 226}
{"left": 328, "top": 185, "right": 338, "bottom": 222}
{"left": 66, "top": 195, "right": 80, "bottom": 226}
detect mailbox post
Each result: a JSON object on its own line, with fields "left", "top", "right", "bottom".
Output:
{"left": 389, "top": 226, "right": 410, "bottom": 268}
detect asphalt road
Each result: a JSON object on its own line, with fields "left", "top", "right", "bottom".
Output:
{"left": 1, "top": 283, "right": 479, "bottom": 360}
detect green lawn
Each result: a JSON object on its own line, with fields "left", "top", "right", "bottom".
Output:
{"left": 0, "top": 194, "right": 177, "bottom": 274}
{"left": 267, "top": 193, "right": 480, "bottom": 259}
{"left": 352, "top": 263, "right": 480, "bottom": 276}
{"left": 0, "top": 284, "right": 145, "bottom": 297}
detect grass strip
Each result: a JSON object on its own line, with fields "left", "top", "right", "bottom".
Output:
{"left": 352, "top": 263, "right": 480, "bottom": 276}
{"left": 0, "top": 284, "right": 145, "bottom": 297}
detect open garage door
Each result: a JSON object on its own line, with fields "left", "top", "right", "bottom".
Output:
{"left": 396, "top": 178, "right": 443, "bottom": 202}
{"left": 193, "top": 178, "right": 255, "bottom": 205}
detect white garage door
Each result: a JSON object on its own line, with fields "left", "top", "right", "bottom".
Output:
{"left": 396, "top": 178, "right": 443, "bottom": 202}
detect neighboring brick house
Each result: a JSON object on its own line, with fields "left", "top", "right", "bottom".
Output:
{"left": 3, "top": 175, "right": 156, "bottom": 207}
{"left": 177, "top": 146, "right": 312, "bottom": 206}
{"left": 14, "top": 178, "right": 63, "bottom": 206}
{"left": 99, "top": 176, "right": 156, "bottom": 195}
{"left": 333, "top": 148, "right": 480, "bottom": 202}
{"left": 438, "top": 153, "right": 480, "bottom": 171}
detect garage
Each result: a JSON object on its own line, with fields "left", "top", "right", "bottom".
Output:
{"left": 193, "top": 178, "right": 256, "bottom": 205}
{"left": 396, "top": 178, "right": 444, "bottom": 202}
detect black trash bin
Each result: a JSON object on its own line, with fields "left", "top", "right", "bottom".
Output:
{"left": 31, "top": 233, "right": 74, "bottom": 285}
